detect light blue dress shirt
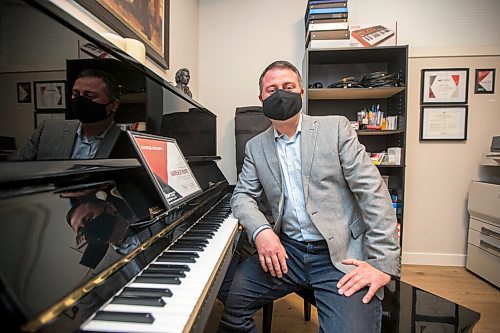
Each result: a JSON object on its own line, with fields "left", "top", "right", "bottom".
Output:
{"left": 70, "top": 124, "right": 112, "bottom": 159}
{"left": 252, "top": 114, "right": 324, "bottom": 243}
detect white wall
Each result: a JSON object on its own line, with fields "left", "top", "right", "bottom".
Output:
{"left": 198, "top": 0, "right": 500, "bottom": 266}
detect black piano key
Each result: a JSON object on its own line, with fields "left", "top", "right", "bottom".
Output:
{"left": 198, "top": 222, "right": 221, "bottom": 227}
{"left": 120, "top": 287, "right": 172, "bottom": 298}
{"left": 148, "top": 263, "right": 190, "bottom": 271}
{"left": 162, "top": 251, "right": 199, "bottom": 258}
{"left": 203, "top": 215, "right": 226, "bottom": 219}
{"left": 176, "top": 238, "right": 209, "bottom": 245}
{"left": 112, "top": 296, "right": 166, "bottom": 307}
{"left": 175, "top": 238, "right": 208, "bottom": 244}
{"left": 135, "top": 276, "right": 182, "bottom": 284}
{"left": 141, "top": 270, "right": 186, "bottom": 278}
{"left": 190, "top": 226, "right": 219, "bottom": 232}
{"left": 170, "top": 244, "right": 205, "bottom": 251}
{"left": 157, "top": 254, "right": 197, "bottom": 263}
{"left": 186, "top": 230, "right": 215, "bottom": 237}
{"left": 93, "top": 311, "right": 154, "bottom": 324}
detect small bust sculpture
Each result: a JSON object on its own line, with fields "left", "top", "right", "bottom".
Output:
{"left": 175, "top": 67, "right": 192, "bottom": 98}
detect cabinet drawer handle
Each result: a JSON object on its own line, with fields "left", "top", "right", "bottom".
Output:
{"left": 481, "top": 227, "right": 500, "bottom": 239}
{"left": 479, "top": 240, "right": 500, "bottom": 255}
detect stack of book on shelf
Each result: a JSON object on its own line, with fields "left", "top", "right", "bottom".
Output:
{"left": 305, "top": 0, "right": 349, "bottom": 49}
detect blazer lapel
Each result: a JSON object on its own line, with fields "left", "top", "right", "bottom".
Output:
{"left": 260, "top": 127, "right": 285, "bottom": 234}
{"left": 261, "top": 127, "right": 282, "bottom": 188}
{"left": 301, "top": 115, "right": 318, "bottom": 200}
{"left": 95, "top": 125, "right": 121, "bottom": 158}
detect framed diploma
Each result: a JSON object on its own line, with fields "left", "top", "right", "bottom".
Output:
{"left": 420, "top": 106, "right": 468, "bottom": 141}
{"left": 421, "top": 68, "right": 469, "bottom": 104}
{"left": 474, "top": 68, "right": 495, "bottom": 94}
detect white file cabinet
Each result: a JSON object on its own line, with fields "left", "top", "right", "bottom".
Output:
{"left": 466, "top": 181, "right": 500, "bottom": 287}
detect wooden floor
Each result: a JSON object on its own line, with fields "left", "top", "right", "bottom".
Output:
{"left": 204, "top": 265, "right": 499, "bottom": 333}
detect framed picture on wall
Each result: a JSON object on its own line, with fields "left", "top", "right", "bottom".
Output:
{"left": 420, "top": 105, "right": 468, "bottom": 141}
{"left": 17, "top": 82, "right": 32, "bottom": 103}
{"left": 474, "top": 68, "right": 495, "bottom": 94}
{"left": 34, "top": 112, "right": 66, "bottom": 129}
{"left": 74, "top": 0, "right": 170, "bottom": 69}
{"left": 34, "top": 81, "right": 66, "bottom": 110}
{"left": 421, "top": 68, "right": 469, "bottom": 104}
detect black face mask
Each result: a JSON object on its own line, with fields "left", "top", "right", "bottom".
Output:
{"left": 83, "top": 212, "right": 118, "bottom": 245}
{"left": 71, "top": 95, "right": 113, "bottom": 124}
{"left": 262, "top": 89, "right": 302, "bottom": 120}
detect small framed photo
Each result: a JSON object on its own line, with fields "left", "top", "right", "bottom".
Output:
{"left": 420, "top": 105, "right": 468, "bottom": 141}
{"left": 17, "top": 82, "right": 32, "bottom": 103}
{"left": 34, "top": 112, "right": 66, "bottom": 129}
{"left": 421, "top": 68, "right": 469, "bottom": 104}
{"left": 474, "top": 68, "right": 495, "bottom": 94}
{"left": 34, "top": 81, "right": 66, "bottom": 110}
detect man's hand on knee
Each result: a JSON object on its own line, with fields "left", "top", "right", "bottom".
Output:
{"left": 337, "top": 259, "right": 391, "bottom": 303}
{"left": 255, "top": 229, "right": 288, "bottom": 278}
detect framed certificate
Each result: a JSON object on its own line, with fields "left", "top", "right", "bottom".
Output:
{"left": 420, "top": 106, "right": 468, "bottom": 141}
{"left": 421, "top": 68, "right": 469, "bottom": 104}
{"left": 474, "top": 68, "right": 495, "bottom": 94}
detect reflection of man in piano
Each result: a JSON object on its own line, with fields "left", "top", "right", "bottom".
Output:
{"left": 16, "top": 69, "right": 122, "bottom": 160}
{"left": 218, "top": 61, "right": 400, "bottom": 332}
{"left": 64, "top": 186, "right": 140, "bottom": 269}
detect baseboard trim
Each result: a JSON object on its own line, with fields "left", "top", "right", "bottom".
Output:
{"left": 402, "top": 252, "right": 466, "bottom": 266}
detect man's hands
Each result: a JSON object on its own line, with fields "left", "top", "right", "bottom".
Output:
{"left": 337, "top": 259, "right": 391, "bottom": 303}
{"left": 255, "top": 228, "right": 288, "bottom": 278}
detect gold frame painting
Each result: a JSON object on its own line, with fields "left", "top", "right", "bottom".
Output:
{"left": 75, "top": 0, "right": 169, "bottom": 69}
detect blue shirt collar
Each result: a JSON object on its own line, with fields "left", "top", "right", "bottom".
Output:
{"left": 273, "top": 113, "right": 303, "bottom": 140}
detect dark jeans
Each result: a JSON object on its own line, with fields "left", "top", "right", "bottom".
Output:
{"left": 218, "top": 235, "right": 382, "bottom": 333}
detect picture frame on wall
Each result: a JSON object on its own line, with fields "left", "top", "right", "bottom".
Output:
{"left": 420, "top": 105, "right": 468, "bottom": 141}
{"left": 34, "top": 81, "right": 66, "bottom": 110}
{"left": 34, "top": 112, "right": 66, "bottom": 129}
{"left": 474, "top": 68, "right": 495, "bottom": 94}
{"left": 17, "top": 82, "right": 32, "bottom": 103}
{"left": 421, "top": 68, "right": 469, "bottom": 104}
{"left": 74, "top": 0, "right": 169, "bottom": 69}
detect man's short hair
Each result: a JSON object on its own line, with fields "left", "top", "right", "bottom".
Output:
{"left": 258, "top": 60, "right": 302, "bottom": 94}
{"left": 75, "top": 69, "right": 120, "bottom": 100}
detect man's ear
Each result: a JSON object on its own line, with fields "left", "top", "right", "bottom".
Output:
{"left": 110, "top": 99, "right": 120, "bottom": 113}
{"left": 258, "top": 94, "right": 263, "bottom": 103}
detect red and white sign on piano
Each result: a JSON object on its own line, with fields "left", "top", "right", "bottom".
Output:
{"left": 349, "top": 22, "right": 397, "bottom": 48}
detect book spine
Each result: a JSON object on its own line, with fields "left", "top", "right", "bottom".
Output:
{"left": 308, "top": 18, "right": 348, "bottom": 25}
{"left": 309, "top": 2, "right": 347, "bottom": 9}
{"left": 308, "top": 39, "right": 350, "bottom": 49}
{"left": 308, "top": 22, "right": 349, "bottom": 31}
{"left": 308, "top": 0, "right": 348, "bottom": 4}
{"left": 309, "top": 29, "right": 350, "bottom": 40}
{"left": 309, "top": 7, "right": 348, "bottom": 14}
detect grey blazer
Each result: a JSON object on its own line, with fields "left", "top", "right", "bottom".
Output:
{"left": 231, "top": 114, "right": 400, "bottom": 278}
{"left": 15, "top": 119, "right": 121, "bottom": 160}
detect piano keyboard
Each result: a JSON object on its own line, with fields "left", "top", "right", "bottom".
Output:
{"left": 351, "top": 25, "right": 394, "bottom": 47}
{"left": 81, "top": 198, "right": 238, "bottom": 333}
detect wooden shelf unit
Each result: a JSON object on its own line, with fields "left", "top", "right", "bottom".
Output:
{"left": 303, "top": 45, "right": 408, "bottom": 246}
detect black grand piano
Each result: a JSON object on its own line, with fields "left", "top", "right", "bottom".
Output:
{"left": 0, "top": 1, "right": 480, "bottom": 332}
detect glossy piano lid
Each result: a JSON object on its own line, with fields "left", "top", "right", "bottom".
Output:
{"left": 0, "top": 159, "right": 140, "bottom": 184}
{"left": 0, "top": 174, "right": 167, "bottom": 326}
